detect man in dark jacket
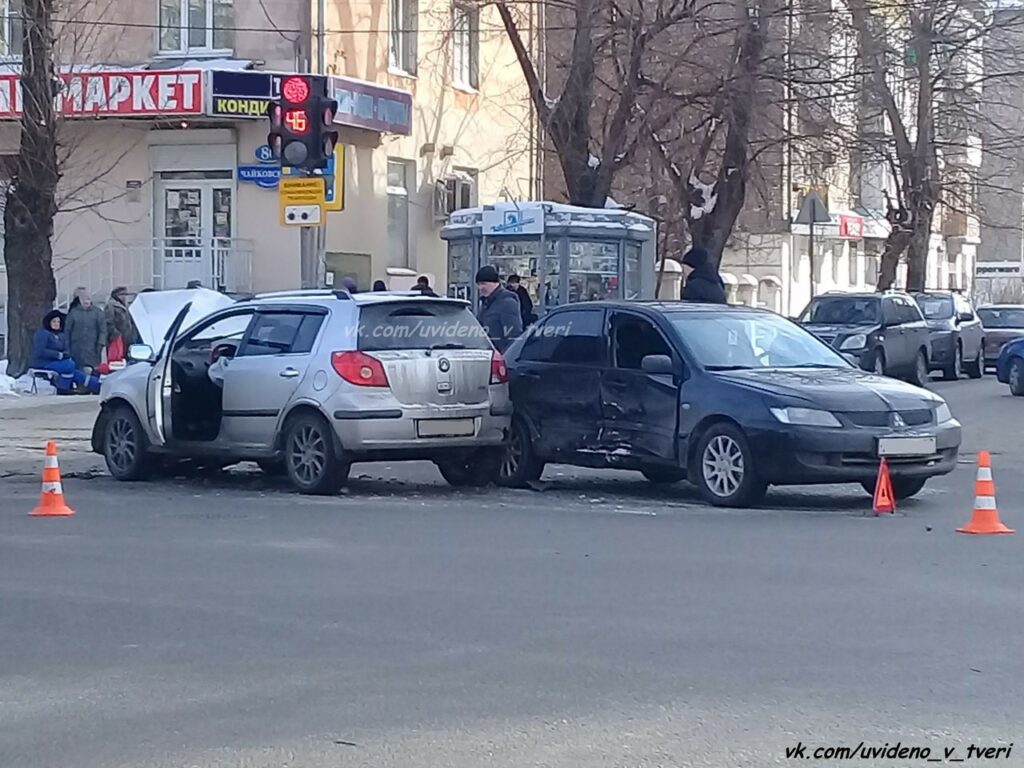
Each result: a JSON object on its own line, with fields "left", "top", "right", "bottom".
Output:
{"left": 506, "top": 274, "right": 536, "bottom": 327}
{"left": 414, "top": 275, "right": 439, "bottom": 297}
{"left": 680, "top": 247, "right": 728, "bottom": 304}
{"left": 475, "top": 265, "right": 523, "bottom": 352}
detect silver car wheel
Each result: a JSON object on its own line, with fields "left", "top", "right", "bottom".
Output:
{"left": 702, "top": 435, "right": 745, "bottom": 498}
{"left": 289, "top": 424, "right": 327, "bottom": 485}
{"left": 501, "top": 427, "right": 523, "bottom": 479}
{"left": 873, "top": 355, "right": 885, "bottom": 375}
{"left": 107, "top": 416, "right": 137, "bottom": 473}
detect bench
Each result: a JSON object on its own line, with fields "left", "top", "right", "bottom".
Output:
{"left": 25, "top": 368, "right": 60, "bottom": 394}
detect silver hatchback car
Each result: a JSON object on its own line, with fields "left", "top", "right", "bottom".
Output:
{"left": 91, "top": 290, "right": 512, "bottom": 493}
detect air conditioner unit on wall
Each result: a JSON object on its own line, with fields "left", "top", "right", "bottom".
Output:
{"left": 433, "top": 173, "right": 476, "bottom": 222}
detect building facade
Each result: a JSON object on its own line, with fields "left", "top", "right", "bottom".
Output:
{"left": 0, "top": 0, "right": 536, "bottom": 349}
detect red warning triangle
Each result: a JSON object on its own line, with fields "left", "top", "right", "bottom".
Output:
{"left": 873, "top": 458, "right": 895, "bottom": 515}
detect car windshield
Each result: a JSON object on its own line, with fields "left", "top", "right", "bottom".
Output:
{"left": 799, "top": 297, "right": 879, "bottom": 325}
{"left": 357, "top": 301, "right": 492, "bottom": 351}
{"left": 913, "top": 294, "right": 954, "bottom": 319}
{"left": 978, "top": 307, "right": 1024, "bottom": 329}
{"left": 670, "top": 312, "right": 851, "bottom": 371}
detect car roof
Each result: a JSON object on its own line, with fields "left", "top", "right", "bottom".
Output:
{"left": 813, "top": 292, "right": 885, "bottom": 300}
{"left": 543, "top": 300, "right": 769, "bottom": 316}
{"left": 238, "top": 289, "right": 470, "bottom": 309}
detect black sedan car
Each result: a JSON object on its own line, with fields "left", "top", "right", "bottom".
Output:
{"left": 499, "top": 302, "right": 960, "bottom": 507}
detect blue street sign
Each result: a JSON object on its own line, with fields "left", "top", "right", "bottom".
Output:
{"left": 254, "top": 144, "right": 275, "bottom": 164}
{"left": 238, "top": 165, "right": 281, "bottom": 189}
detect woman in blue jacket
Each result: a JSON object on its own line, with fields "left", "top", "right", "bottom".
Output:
{"left": 31, "top": 310, "right": 100, "bottom": 394}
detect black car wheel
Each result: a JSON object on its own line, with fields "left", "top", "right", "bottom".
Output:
{"left": 1010, "top": 358, "right": 1024, "bottom": 396}
{"left": 283, "top": 413, "right": 349, "bottom": 494}
{"left": 497, "top": 418, "right": 543, "bottom": 487}
{"left": 103, "top": 405, "right": 154, "bottom": 481}
{"left": 694, "top": 423, "right": 767, "bottom": 508}
{"left": 942, "top": 344, "right": 962, "bottom": 381}
{"left": 964, "top": 346, "right": 984, "bottom": 379}
{"left": 869, "top": 350, "right": 886, "bottom": 376}
{"left": 437, "top": 448, "right": 502, "bottom": 487}
{"left": 641, "top": 466, "right": 688, "bottom": 484}
{"left": 908, "top": 350, "right": 929, "bottom": 387}
{"left": 861, "top": 477, "right": 927, "bottom": 501}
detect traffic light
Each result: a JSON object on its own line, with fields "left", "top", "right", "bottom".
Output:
{"left": 266, "top": 75, "right": 338, "bottom": 170}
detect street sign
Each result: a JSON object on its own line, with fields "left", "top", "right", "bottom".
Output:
{"left": 795, "top": 191, "right": 831, "bottom": 224}
{"left": 282, "top": 144, "right": 344, "bottom": 210}
{"left": 279, "top": 177, "right": 325, "bottom": 226}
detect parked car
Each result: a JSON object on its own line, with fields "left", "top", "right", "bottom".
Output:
{"left": 910, "top": 291, "right": 984, "bottom": 380}
{"left": 92, "top": 290, "right": 512, "bottom": 494}
{"left": 499, "top": 302, "right": 960, "bottom": 507}
{"left": 978, "top": 305, "right": 1024, "bottom": 370}
{"left": 995, "top": 337, "right": 1024, "bottom": 396}
{"left": 797, "top": 292, "right": 931, "bottom": 385}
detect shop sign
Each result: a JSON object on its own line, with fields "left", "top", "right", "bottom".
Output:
{"left": 482, "top": 205, "right": 545, "bottom": 237}
{"left": 209, "top": 70, "right": 413, "bottom": 136}
{"left": 838, "top": 214, "right": 865, "bottom": 240}
{"left": 0, "top": 70, "right": 203, "bottom": 119}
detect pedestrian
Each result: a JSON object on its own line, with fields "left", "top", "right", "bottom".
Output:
{"left": 475, "top": 265, "right": 523, "bottom": 352}
{"left": 31, "top": 310, "right": 100, "bottom": 394}
{"left": 342, "top": 276, "right": 358, "bottom": 294}
{"left": 680, "top": 246, "right": 728, "bottom": 304}
{"left": 64, "top": 287, "right": 106, "bottom": 374}
{"left": 506, "top": 274, "right": 536, "bottom": 327}
{"left": 372, "top": 280, "right": 387, "bottom": 292}
{"left": 104, "top": 286, "right": 139, "bottom": 365}
{"left": 414, "top": 275, "right": 438, "bottom": 297}
{"left": 186, "top": 279, "right": 203, "bottom": 289}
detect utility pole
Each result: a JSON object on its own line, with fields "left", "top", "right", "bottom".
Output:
{"left": 313, "top": 0, "right": 328, "bottom": 288}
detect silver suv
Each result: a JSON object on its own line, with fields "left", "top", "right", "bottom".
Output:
{"left": 91, "top": 290, "right": 512, "bottom": 493}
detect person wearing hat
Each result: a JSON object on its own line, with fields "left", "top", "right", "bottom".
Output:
{"left": 475, "top": 265, "right": 522, "bottom": 352}
{"left": 680, "top": 246, "right": 727, "bottom": 304}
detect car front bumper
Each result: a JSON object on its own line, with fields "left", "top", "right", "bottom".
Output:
{"left": 746, "top": 420, "right": 962, "bottom": 485}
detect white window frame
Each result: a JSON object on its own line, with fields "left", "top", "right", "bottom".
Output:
{"left": 389, "top": 0, "right": 418, "bottom": 76}
{"left": 157, "top": 0, "right": 234, "bottom": 57}
{"left": 452, "top": 4, "right": 479, "bottom": 90}
{"left": 0, "top": 0, "right": 22, "bottom": 60}
{"left": 387, "top": 158, "right": 415, "bottom": 269}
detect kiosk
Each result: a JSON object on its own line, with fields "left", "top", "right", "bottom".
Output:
{"left": 440, "top": 202, "right": 657, "bottom": 310}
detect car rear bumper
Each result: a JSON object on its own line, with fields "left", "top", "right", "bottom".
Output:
{"left": 747, "top": 421, "right": 961, "bottom": 485}
{"left": 330, "top": 404, "right": 510, "bottom": 453}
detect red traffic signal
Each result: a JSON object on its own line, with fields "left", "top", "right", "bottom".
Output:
{"left": 284, "top": 108, "right": 310, "bottom": 134}
{"left": 281, "top": 76, "right": 310, "bottom": 104}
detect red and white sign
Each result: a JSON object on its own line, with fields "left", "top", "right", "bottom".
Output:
{"left": 838, "top": 213, "right": 865, "bottom": 240}
{"left": 0, "top": 70, "right": 204, "bottom": 119}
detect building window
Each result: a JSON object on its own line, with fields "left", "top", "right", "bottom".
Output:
{"left": 848, "top": 247, "right": 859, "bottom": 286}
{"left": 387, "top": 159, "right": 414, "bottom": 269}
{"left": 1, "top": 0, "right": 22, "bottom": 59}
{"left": 452, "top": 4, "right": 479, "bottom": 89}
{"left": 159, "top": 0, "right": 234, "bottom": 54}
{"left": 864, "top": 253, "right": 879, "bottom": 286}
{"left": 389, "top": 0, "right": 418, "bottom": 75}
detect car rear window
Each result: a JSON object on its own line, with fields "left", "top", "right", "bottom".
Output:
{"left": 799, "top": 297, "right": 879, "bottom": 325}
{"left": 978, "top": 308, "right": 1024, "bottom": 328}
{"left": 357, "top": 301, "right": 491, "bottom": 351}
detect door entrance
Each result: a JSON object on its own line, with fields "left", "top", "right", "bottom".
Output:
{"left": 155, "top": 173, "right": 234, "bottom": 289}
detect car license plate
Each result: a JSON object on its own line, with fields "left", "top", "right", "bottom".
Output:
{"left": 877, "top": 436, "right": 937, "bottom": 457}
{"left": 417, "top": 418, "right": 475, "bottom": 438}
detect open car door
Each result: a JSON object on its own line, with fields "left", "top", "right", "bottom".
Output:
{"left": 147, "top": 302, "right": 194, "bottom": 447}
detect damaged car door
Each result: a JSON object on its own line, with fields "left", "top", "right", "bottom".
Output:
{"left": 600, "top": 311, "right": 680, "bottom": 462}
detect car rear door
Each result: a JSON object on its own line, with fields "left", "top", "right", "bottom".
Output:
{"left": 509, "top": 308, "right": 606, "bottom": 457}
{"left": 601, "top": 310, "right": 679, "bottom": 461}
{"left": 956, "top": 295, "right": 983, "bottom": 360}
{"left": 220, "top": 308, "right": 327, "bottom": 448}
{"left": 881, "top": 297, "right": 910, "bottom": 370}
{"left": 898, "top": 296, "right": 929, "bottom": 365}
{"left": 356, "top": 300, "right": 495, "bottom": 430}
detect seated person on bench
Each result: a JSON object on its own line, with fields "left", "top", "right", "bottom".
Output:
{"left": 31, "top": 310, "right": 101, "bottom": 394}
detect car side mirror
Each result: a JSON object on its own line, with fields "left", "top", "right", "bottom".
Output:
{"left": 641, "top": 354, "right": 675, "bottom": 376}
{"left": 127, "top": 343, "right": 154, "bottom": 362}
{"left": 957, "top": 311, "right": 974, "bottom": 323}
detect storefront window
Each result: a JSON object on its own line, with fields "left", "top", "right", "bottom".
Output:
{"left": 486, "top": 238, "right": 543, "bottom": 308}
{"left": 624, "top": 242, "right": 641, "bottom": 300}
{"left": 569, "top": 240, "right": 619, "bottom": 303}
{"left": 448, "top": 241, "right": 474, "bottom": 300}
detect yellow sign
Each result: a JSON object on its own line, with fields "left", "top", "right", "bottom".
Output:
{"left": 280, "top": 176, "right": 326, "bottom": 205}
{"left": 281, "top": 145, "right": 345, "bottom": 212}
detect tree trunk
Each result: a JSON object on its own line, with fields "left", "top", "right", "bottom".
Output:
{"left": 3, "top": 0, "right": 59, "bottom": 377}
{"left": 905, "top": 219, "right": 931, "bottom": 292}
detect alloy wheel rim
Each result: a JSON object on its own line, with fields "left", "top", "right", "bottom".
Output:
{"left": 108, "top": 417, "right": 136, "bottom": 471}
{"left": 502, "top": 428, "right": 522, "bottom": 478}
{"left": 290, "top": 424, "right": 327, "bottom": 485}
{"left": 918, "top": 355, "right": 928, "bottom": 383}
{"left": 702, "top": 435, "right": 745, "bottom": 498}
{"left": 1012, "top": 363, "right": 1022, "bottom": 390}
{"left": 874, "top": 357, "right": 884, "bottom": 375}
{"left": 955, "top": 348, "right": 962, "bottom": 377}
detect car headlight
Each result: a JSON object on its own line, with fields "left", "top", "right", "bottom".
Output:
{"left": 769, "top": 407, "right": 842, "bottom": 428}
{"left": 839, "top": 333, "right": 868, "bottom": 351}
{"left": 935, "top": 402, "right": 953, "bottom": 424}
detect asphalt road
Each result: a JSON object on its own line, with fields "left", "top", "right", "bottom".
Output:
{"left": 1, "top": 377, "right": 1021, "bottom": 768}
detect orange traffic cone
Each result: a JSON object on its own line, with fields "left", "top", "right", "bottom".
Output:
{"left": 872, "top": 458, "right": 895, "bottom": 515}
{"left": 28, "top": 441, "right": 75, "bottom": 517}
{"left": 957, "top": 451, "right": 1013, "bottom": 535}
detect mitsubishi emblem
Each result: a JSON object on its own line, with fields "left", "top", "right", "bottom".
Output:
{"left": 892, "top": 413, "right": 905, "bottom": 428}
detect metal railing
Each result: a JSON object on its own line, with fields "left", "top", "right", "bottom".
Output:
{"left": 55, "top": 237, "right": 255, "bottom": 307}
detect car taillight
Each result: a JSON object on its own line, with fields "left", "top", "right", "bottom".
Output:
{"left": 331, "top": 351, "right": 389, "bottom": 387}
{"left": 490, "top": 350, "right": 508, "bottom": 384}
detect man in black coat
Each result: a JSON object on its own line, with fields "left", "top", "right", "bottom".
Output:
{"left": 681, "top": 246, "right": 728, "bottom": 304}
{"left": 475, "top": 265, "right": 523, "bottom": 352}
{"left": 506, "top": 274, "right": 536, "bottom": 327}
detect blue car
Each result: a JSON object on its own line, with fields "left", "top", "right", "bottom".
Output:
{"left": 995, "top": 337, "right": 1024, "bottom": 395}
